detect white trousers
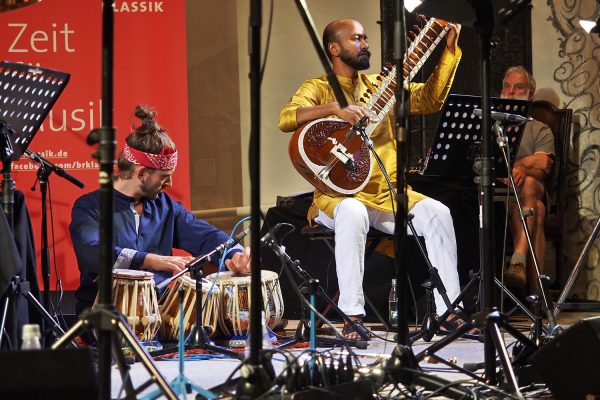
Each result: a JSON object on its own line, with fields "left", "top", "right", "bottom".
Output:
{"left": 314, "top": 197, "right": 461, "bottom": 317}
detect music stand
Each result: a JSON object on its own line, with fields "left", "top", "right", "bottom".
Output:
{"left": 0, "top": 62, "right": 73, "bottom": 349}
{"left": 0, "top": 62, "right": 69, "bottom": 224}
{"left": 422, "top": 94, "right": 529, "bottom": 178}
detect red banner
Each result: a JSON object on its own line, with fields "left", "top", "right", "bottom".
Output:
{"left": 0, "top": 0, "right": 190, "bottom": 290}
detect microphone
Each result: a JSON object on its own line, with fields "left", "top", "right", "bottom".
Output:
{"left": 211, "top": 226, "right": 250, "bottom": 256}
{"left": 156, "top": 227, "right": 251, "bottom": 291}
{"left": 472, "top": 108, "right": 529, "bottom": 124}
{"left": 259, "top": 224, "right": 284, "bottom": 248}
{"left": 345, "top": 115, "right": 369, "bottom": 141}
{"left": 25, "top": 149, "right": 86, "bottom": 189}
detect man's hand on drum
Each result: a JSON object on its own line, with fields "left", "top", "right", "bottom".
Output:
{"left": 225, "top": 246, "right": 252, "bottom": 274}
{"left": 143, "top": 254, "right": 195, "bottom": 273}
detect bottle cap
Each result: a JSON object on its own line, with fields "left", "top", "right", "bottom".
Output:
{"left": 22, "top": 323, "right": 40, "bottom": 338}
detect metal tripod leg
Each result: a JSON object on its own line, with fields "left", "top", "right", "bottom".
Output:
{"left": 0, "top": 295, "right": 11, "bottom": 349}
{"left": 554, "top": 217, "right": 600, "bottom": 318}
{"left": 416, "top": 309, "right": 534, "bottom": 397}
{"left": 488, "top": 322, "right": 521, "bottom": 397}
{"left": 50, "top": 316, "right": 136, "bottom": 399}
{"left": 0, "top": 276, "right": 77, "bottom": 348}
{"left": 23, "top": 287, "right": 76, "bottom": 346}
{"left": 111, "top": 333, "right": 136, "bottom": 398}
{"left": 52, "top": 308, "right": 177, "bottom": 400}
{"left": 114, "top": 317, "right": 177, "bottom": 399}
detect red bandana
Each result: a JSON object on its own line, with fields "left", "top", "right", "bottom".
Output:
{"left": 123, "top": 145, "right": 178, "bottom": 170}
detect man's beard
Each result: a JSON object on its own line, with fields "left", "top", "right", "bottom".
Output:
{"left": 141, "top": 183, "right": 162, "bottom": 200}
{"left": 341, "top": 50, "right": 371, "bottom": 70}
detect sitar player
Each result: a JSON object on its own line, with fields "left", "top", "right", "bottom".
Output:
{"left": 278, "top": 19, "right": 464, "bottom": 340}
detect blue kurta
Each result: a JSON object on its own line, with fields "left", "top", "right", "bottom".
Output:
{"left": 70, "top": 189, "right": 241, "bottom": 305}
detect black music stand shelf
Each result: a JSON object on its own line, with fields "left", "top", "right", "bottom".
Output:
{"left": 0, "top": 61, "right": 70, "bottom": 223}
{"left": 0, "top": 62, "right": 70, "bottom": 349}
{"left": 0, "top": 62, "right": 70, "bottom": 161}
{"left": 422, "top": 94, "right": 529, "bottom": 179}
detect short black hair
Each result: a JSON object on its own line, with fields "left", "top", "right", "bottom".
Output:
{"left": 322, "top": 21, "right": 339, "bottom": 60}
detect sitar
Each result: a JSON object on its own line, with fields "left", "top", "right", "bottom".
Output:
{"left": 288, "top": 17, "right": 451, "bottom": 196}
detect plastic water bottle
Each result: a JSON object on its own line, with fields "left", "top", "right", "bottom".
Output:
{"left": 389, "top": 279, "right": 398, "bottom": 328}
{"left": 261, "top": 311, "right": 273, "bottom": 350}
{"left": 245, "top": 311, "right": 273, "bottom": 359}
{"left": 21, "top": 324, "right": 42, "bottom": 350}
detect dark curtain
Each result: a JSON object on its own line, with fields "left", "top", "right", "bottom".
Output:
{"left": 0, "top": 191, "right": 41, "bottom": 349}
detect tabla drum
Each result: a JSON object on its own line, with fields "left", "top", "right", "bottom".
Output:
{"left": 108, "top": 269, "right": 161, "bottom": 342}
{"left": 206, "top": 270, "right": 284, "bottom": 337}
{"left": 158, "top": 275, "right": 220, "bottom": 342}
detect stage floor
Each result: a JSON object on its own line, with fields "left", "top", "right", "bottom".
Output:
{"left": 109, "top": 311, "right": 598, "bottom": 399}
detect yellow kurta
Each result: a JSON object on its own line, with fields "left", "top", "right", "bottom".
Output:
{"left": 278, "top": 47, "right": 462, "bottom": 223}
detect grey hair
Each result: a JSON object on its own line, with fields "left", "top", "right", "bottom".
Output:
{"left": 504, "top": 65, "right": 536, "bottom": 93}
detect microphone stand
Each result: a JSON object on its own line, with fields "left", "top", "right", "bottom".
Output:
{"left": 234, "top": 1, "right": 276, "bottom": 398}
{"left": 0, "top": 119, "right": 15, "bottom": 230}
{"left": 393, "top": 0, "right": 412, "bottom": 350}
{"left": 493, "top": 121, "right": 558, "bottom": 335}
{"left": 264, "top": 231, "right": 370, "bottom": 348}
{"left": 27, "top": 149, "right": 85, "bottom": 323}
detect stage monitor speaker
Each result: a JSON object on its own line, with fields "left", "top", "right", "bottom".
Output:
{"left": 0, "top": 348, "right": 98, "bottom": 399}
{"left": 531, "top": 316, "right": 600, "bottom": 399}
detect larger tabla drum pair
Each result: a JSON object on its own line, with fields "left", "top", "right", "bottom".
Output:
{"left": 102, "top": 268, "right": 284, "bottom": 343}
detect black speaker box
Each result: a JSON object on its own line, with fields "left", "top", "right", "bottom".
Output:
{"left": 0, "top": 348, "right": 98, "bottom": 399}
{"left": 531, "top": 316, "right": 600, "bottom": 399}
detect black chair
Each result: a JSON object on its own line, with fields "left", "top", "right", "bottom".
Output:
{"left": 529, "top": 100, "right": 573, "bottom": 287}
{"left": 300, "top": 224, "right": 394, "bottom": 261}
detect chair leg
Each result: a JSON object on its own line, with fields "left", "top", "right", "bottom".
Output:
{"left": 316, "top": 291, "right": 340, "bottom": 329}
{"left": 554, "top": 238, "right": 562, "bottom": 288}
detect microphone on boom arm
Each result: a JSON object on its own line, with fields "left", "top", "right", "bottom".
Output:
{"left": 472, "top": 108, "right": 530, "bottom": 124}
{"left": 156, "top": 227, "right": 250, "bottom": 291}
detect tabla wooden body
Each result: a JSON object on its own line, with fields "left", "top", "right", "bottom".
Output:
{"left": 107, "top": 269, "right": 161, "bottom": 342}
{"left": 158, "top": 275, "right": 220, "bottom": 342}
{"left": 206, "top": 270, "right": 284, "bottom": 337}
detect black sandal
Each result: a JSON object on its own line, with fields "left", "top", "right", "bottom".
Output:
{"left": 440, "top": 314, "right": 481, "bottom": 335}
{"left": 342, "top": 319, "right": 373, "bottom": 341}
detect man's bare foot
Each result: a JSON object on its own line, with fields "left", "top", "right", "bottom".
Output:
{"left": 342, "top": 316, "right": 368, "bottom": 341}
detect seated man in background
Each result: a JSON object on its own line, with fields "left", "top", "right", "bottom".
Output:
{"left": 70, "top": 105, "right": 251, "bottom": 314}
{"left": 500, "top": 66, "right": 555, "bottom": 291}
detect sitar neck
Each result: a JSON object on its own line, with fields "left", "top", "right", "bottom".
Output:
{"left": 360, "top": 18, "right": 450, "bottom": 133}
